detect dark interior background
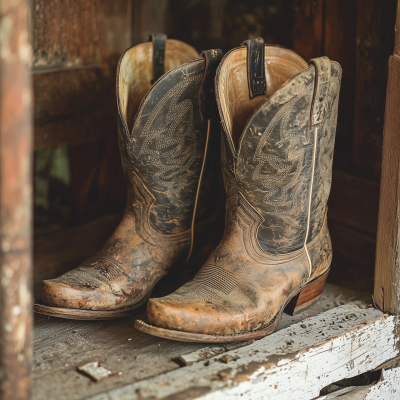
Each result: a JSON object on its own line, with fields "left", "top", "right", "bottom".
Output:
{"left": 32, "top": 0, "right": 397, "bottom": 296}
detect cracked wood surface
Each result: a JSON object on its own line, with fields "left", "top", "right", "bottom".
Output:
{"left": 318, "top": 366, "right": 400, "bottom": 399}
{"left": 88, "top": 305, "right": 399, "bottom": 400}
{"left": 32, "top": 284, "right": 381, "bottom": 400}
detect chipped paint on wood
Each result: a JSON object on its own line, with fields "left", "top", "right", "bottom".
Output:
{"left": 318, "top": 367, "right": 400, "bottom": 399}
{"left": 88, "top": 306, "right": 399, "bottom": 400}
{"left": 364, "top": 367, "right": 400, "bottom": 400}
{"left": 0, "top": 0, "right": 33, "bottom": 399}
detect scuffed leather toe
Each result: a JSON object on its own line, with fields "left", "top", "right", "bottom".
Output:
{"left": 147, "top": 295, "right": 259, "bottom": 336}
{"left": 41, "top": 279, "right": 103, "bottom": 310}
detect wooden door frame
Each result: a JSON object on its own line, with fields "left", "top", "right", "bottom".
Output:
{"left": 0, "top": 1, "right": 33, "bottom": 399}
{"left": 374, "top": 0, "right": 400, "bottom": 314}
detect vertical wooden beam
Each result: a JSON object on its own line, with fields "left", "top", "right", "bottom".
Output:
{"left": 0, "top": 0, "right": 33, "bottom": 399}
{"left": 374, "top": 0, "right": 400, "bottom": 313}
{"left": 292, "top": 0, "right": 324, "bottom": 60}
{"left": 352, "top": 0, "right": 397, "bottom": 181}
{"left": 324, "top": 0, "right": 357, "bottom": 170}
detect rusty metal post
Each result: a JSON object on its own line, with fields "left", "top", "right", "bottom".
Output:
{"left": 0, "top": 0, "right": 33, "bottom": 399}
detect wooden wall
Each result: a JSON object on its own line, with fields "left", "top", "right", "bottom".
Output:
{"left": 32, "top": 0, "right": 397, "bottom": 294}
{"left": 292, "top": 0, "right": 396, "bottom": 290}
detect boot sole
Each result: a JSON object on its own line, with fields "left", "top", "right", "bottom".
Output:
{"left": 33, "top": 294, "right": 149, "bottom": 320}
{"left": 134, "top": 268, "right": 330, "bottom": 343}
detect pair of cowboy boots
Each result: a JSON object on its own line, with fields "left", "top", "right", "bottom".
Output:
{"left": 36, "top": 35, "right": 341, "bottom": 343}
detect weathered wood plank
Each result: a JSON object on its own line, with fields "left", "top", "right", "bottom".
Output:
{"left": 328, "top": 170, "right": 379, "bottom": 235}
{"left": 132, "top": 0, "right": 168, "bottom": 45}
{"left": 318, "top": 367, "right": 400, "bottom": 399}
{"left": 352, "top": 0, "right": 397, "bottom": 181}
{"left": 31, "top": 284, "right": 367, "bottom": 400}
{"left": 33, "top": 67, "right": 103, "bottom": 126}
{"left": 0, "top": 1, "right": 33, "bottom": 399}
{"left": 324, "top": 0, "right": 357, "bottom": 170}
{"left": 32, "top": 1, "right": 131, "bottom": 150}
{"left": 32, "top": 0, "right": 100, "bottom": 70}
{"left": 87, "top": 306, "right": 399, "bottom": 400}
{"left": 293, "top": 0, "right": 324, "bottom": 59}
{"left": 33, "top": 314, "right": 88, "bottom": 345}
{"left": 34, "top": 105, "right": 113, "bottom": 150}
{"left": 374, "top": 54, "right": 400, "bottom": 313}
{"left": 328, "top": 220, "right": 376, "bottom": 292}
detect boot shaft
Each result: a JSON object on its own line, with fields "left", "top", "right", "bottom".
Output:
{"left": 116, "top": 36, "right": 223, "bottom": 236}
{"left": 216, "top": 38, "right": 342, "bottom": 255}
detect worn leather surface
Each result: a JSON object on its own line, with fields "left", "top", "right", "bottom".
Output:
{"left": 216, "top": 45, "right": 308, "bottom": 150}
{"left": 147, "top": 45, "right": 341, "bottom": 336}
{"left": 227, "top": 57, "right": 342, "bottom": 254}
{"left": 42, "top": 40, "right": 224, "bottom": 311}
{"left": 147, "top": 193, "right": 332, "bottom": 335}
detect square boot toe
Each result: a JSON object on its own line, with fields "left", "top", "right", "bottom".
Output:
{"left": 147, "top": 296, "right": 248, "bottom": 336}
{"left": 42, "top": 279, "right": 108, "bottom": 310}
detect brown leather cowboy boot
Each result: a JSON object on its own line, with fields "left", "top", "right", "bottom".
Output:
{"left": 135, "top": 38, "right": 342, "bottom": 342}
{"left": 35, "top": 35, "right": 224, "bottom": 319}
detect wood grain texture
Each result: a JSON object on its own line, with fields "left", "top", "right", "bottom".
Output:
{"left": 352, "top": 0, "right": 396, "bottom": 181}
{"left": 293, "top": 0, "right": 324, "bottom": 60}
{"left": 132, "top": 0, "right": 168, "bottom": 45}
{"left": 0, "top": 1, "right": 33, "bottom": 399}
{"left": 32, "top": 0, "right": 100, "bottom": 70}
{"left": 88, "top": 306, "right": 399, "bottom": 400}
{"left": 328, "top": 219, "right": 376, "bottom": 292}
{"left": 32, "top": 0, "right": 131, "bottom": 149}
{"left": 328, "top": 170, "right": 379, "bottom": 235}
{"left": 374, "top": 55, "right": 400, "bottom": 314}
{"left": 324, "top": 0, "right": 357, "bottom": 170}
{"left": 395, "top": 0, "right": 400, "bottom": 57}
{"left": 318, "top": 367, "right": 400, "bottom": 399}
{"left": 33, "top": 67, "right": 103, "bottom": 126}
{"left": 34, "top": 105, "right": 113, "bottom": 150}
{"left": 31, "top": 284, "right": 369, "bottom": 400}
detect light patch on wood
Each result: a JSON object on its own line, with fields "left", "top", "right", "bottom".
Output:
{"left": 78, "top": 362, "right": 121, "bottom": 382}
{"left": 179, "top": 340, "right": 254, "bottom": 366}
{"left": 87, "top": 305, "right": 400, "bottom": 400}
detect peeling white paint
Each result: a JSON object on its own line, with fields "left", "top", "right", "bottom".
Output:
{"left": 365, "top": 367, "right": 400, "bottom": 400}
{"left": 88, "top": 305, "right": 399, "bottom": 400}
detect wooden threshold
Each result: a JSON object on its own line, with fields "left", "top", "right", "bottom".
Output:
{"left": 32, "top": 283, "right": 400, "bottom": 400}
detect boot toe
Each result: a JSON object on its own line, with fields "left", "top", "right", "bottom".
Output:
{"left": 41, "top": 277, "right": 109, "bottom": 310}
{"left": 147, "top": 296, "right": 241, "bottom": 336}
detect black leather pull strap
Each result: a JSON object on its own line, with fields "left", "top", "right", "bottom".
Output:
{"left": 309, "top": 56, "right": 331, "bottom": 128}
{"left": 149, "top": 33, "right": 167, "bottom": 84}
{"left": 198, "top": 49, "right": 223, "bottom": 120}
{"left": 242, "top": 37, "right": 267, "bottom": 99}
